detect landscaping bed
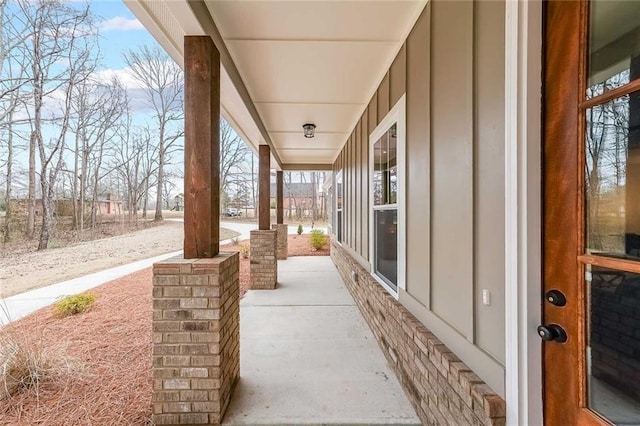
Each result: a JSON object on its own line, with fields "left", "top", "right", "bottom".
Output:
{"left": 0, "top": 233, "right": 329, "bottom": 425}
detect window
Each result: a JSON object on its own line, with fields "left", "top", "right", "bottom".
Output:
{"left": 370, "top": 95, "right": 405, "bottom": 295}
{"left": 336, "top": 171, "right": 343, "bottom": 243}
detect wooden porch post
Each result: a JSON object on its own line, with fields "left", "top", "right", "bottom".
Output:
{"left": 259, "top": 145, "right": 271, "bottom": 230}
{"left": 184, "top": 36, "right": 220, "bottom": 259}
{"left": 276, "top": 171, "right": 284, "bottom": 225}
{"left": 153, "top": 36, "right": 238, "bottom": 426}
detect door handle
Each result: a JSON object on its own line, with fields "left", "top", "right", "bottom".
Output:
{"left": 537, "top": 324, "right": 567, "bottom": 343}
{"left": 545, "top": 290, "right": 566, "bottom": 306}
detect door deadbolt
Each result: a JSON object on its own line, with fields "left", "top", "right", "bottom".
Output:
{"left": 545, "top": 290, "right": 567, "bottom": 307}
{"left": 537, "top": 324, "right": 567, "bottom": 343}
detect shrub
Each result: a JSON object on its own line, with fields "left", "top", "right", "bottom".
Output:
{"left": 239, "top": 242, "right": 250, "bottom": 258}
{"left": 0, "top": 330, "right": 76, "bottom": 399}
{"left": 309, "top": 229, "right": 327, "bottom": 250}
{"left": 53, "top": 293, "right": 96, "bottom": 317}
{"left": 297, "top": 224, "right": 303, "bottom": 235}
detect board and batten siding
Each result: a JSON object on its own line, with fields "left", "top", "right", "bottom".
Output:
{"left": 332, "top": 0, "right": 507, "bottom": 396}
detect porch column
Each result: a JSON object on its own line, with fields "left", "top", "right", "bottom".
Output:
{"left": 152, "top": 36, "right": 239, "bottom": 426}
{"left": 250, "top": 145, "right": 278, "bottom": 288}
{"left": 272, "top": 170, "right": 288, "bottom": 259}
{"left": 258, "top": 145, "right": 271, "bottom": 230}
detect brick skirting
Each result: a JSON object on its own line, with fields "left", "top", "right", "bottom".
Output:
{"left": 152, "top": 253, "right": 240, "bottom": 425}
{"left": 250, "top": 230, "right": 278, "bottom": 289}
{"left": 271, "top": 223, "right": 288, "bottom": 260}
{"left": 331, "top": 241, "right": 506, "bottom": 426}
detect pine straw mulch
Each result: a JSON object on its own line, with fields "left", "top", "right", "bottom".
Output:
{"left": 0, "top": 233, "right": 329, "bottom": 425}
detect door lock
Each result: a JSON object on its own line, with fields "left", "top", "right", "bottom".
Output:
{"left": 537, "top": 324, "right": 567, "bottom": 343}
{"left": 545, "top": 289, "right": 567, "bottom": 307}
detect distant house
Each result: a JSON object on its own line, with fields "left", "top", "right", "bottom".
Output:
{"left": 269, "top": 182, "right": 316, "bottom": 211}
{"left": 9, "top": 193, "right": 122, "bottom": 217}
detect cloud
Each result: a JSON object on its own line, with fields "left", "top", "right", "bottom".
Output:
{"left": 93, "top": 68, "right": 154, "bottom": 113}
{"left": 99, "top": 16, "right": 144, "bottom": 32}
{"left": 93, "top": 67, "right": 144, "bottom": 90}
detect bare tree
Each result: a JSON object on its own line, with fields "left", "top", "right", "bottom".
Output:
{"left": 0, "top": 0, "right": 30, "bottom": 242}
{"left": 220, "top": 119, "right": 250, "bottom": 201}
{"left": 285, "top": 171, "right": 293, "bottom": 219}
{"left": 123, "top": 45, "right": 183, "bottom": 222}
{"left": 70, "top": 76, "right": 126, "bottom": 230}
{"left": 17, "top": 0, "right": 98, "bottom": 249}
{"left": 112, "top": 120, "right": 158, "bottom": 221}
{"left": 161, "top": 169, "right": 178, "bottom": 210}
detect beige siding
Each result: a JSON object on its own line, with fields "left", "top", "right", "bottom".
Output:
{"left": 390, "top": 45, "right": 406, "bottom": 107}
{"left": 430, "top": 0, "right": 474, "bottom": 337}
{"left": 332, "top": 0, "right": 506, "bottom": 394}
{"left": 351, "top": 133, "right": 356, "bottom": 248}
{"left": 360, "top": 113, "right": 369, "bottom": 260}
{"left": 378, "top": 72, "right": 390, "bottom": 122}
{"left": 355, "top": 124, "right": 361, "bottom": 255}
{"left": 474, "top": 0, "right": 506, "bottom": 365}
{"left": 405, "top": 3, "right": 430, "bottom": 306}
{"left": 368, "top": 93, "right": 377, "bottom": 134}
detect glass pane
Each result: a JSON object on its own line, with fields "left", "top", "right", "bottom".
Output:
{"left": 586, "top": 265, "right": 640, "bottom": 423}
{"left": 373, "top": 136, "right": 383, "bottom": 206}
{"left": 372, "top": 124, "right": 397, "bottom": 206}
{"left": 588, "top": 0, "right": 640, "bottom": 98}
{"left": 388, "top": 124, "right": 398, "bottom": 204}
{"left": 586, "top": 92, "right": 640, "bottom": 260}
{"left": 336, "top": 173, "right": 342, "bottom": 210}
{"left": 337, "top": 210, "right": 342, "bottom": 243}
{"left": 374, "top": 209, "right": 397, "bottom": 289}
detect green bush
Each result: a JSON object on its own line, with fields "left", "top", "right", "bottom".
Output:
{"left": 309, "top": 229, "right": 327, "bottom": 250}
{"left": 297, "top": 224, "right": 303, "bottom": 235}
{"left": 54, "top": 293, "right": 96, "bottom": 317}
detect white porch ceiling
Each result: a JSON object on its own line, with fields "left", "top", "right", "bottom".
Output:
{"left": 125, "top": 0, "right": 427, "bottom": 169}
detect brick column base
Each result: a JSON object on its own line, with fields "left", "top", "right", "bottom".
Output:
{"left": 152, "top": 253, "right": 240, "bottom": 425}
{"left": 249, "top": 229, "right": 277, "bottom": 289}
{"left": 271, "top": 223, "right": 288, "bottom": 260}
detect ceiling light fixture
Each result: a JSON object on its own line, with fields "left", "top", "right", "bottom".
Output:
{"left": 303, "top": 123, "right": 316, "bottom": 138}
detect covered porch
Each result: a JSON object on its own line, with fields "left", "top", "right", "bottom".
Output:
{"left": 224, "top": 256, "right": 419, "bottom": 425}
{"left": 127, "top": 0, "right": 520, "bottom": 425}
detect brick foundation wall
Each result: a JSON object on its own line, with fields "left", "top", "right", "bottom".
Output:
{"left": 250, "top": 230, "right": 277, "bottom": 289}
{"left": 152, "top": 253, "right": 240, "bottom": 425}
{"left": 331, "top": 241, "right": 506, "bottom": 426}
{"left": 591, "top": 272, "right": 640, "bottom": 399}
{"left": 271, "top": 223, "right": 288, "bottom": 260}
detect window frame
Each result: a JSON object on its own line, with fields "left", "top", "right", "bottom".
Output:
{"left": 369, "top": 95, "right": 406, "bottom": 297}
{"left": 335, "top": 170, "right": 343, "bottom": 244}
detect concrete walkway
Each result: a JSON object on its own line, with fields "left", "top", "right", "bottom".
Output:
{"left": 220, "top": 221, "right": 328, "bottom": 243}
{"left": 222, "top": 256, "right": 420, "bottom": 425}
{"left": 167, "top": 220, "right": 326, "bottom": 244}
{"left": 0, "top": 250, "right": 183, "bottom": 325}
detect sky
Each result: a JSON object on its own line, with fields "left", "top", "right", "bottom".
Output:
{"left": 91, "top": 1, "right": 158, "bottom": 84}
{"left": 2, "top": 1, "right": 177, "bottom": 196}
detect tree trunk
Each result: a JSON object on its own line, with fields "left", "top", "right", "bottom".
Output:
{"left": 142, "top": 179, "right": 149, "bottom": 219}
{"left": 154, "top": 122, "right": 165, "bottom": 221}
{"left": 27, "top": 131, "right": 36, "bottom": 238}
{"left": 72, "top": 132, "right": 80, "bottom": 230}
{"left": 3, "top": 114, "right": 13, "bottom": 243}
{"left": 37, "top": 169, "right": 55, "bottom": 250}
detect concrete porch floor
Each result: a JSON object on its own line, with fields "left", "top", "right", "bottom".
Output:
{"left": 222, "top": 256, "right": 420, "bottom": 425}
